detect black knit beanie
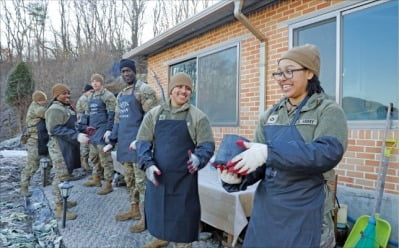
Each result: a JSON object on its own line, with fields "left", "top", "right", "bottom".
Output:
{"left": 119, "top": 59, "right": 136, "bottom": 74}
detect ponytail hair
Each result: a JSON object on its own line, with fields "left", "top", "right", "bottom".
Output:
{"left": 307, "top": 75, "right": 324, "bottom": 96}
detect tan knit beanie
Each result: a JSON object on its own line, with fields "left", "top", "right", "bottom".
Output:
{"left": 91, "top": 73, "right": 104, "bottom": 84}
{"left": 32, "top": 90, "right": 47, "bottom": 102}
{"left": 169, "top": 72, "right": 193, "bottom": 94}
{"left": 52, "top": 83, "right": 70, "bottom": 99}
{"left": 278, "top": 44, "right": 320, "bottom": 77}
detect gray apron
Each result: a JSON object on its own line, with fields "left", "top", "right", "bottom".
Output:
{"left": 145, "top": 111, "right": 200, "bottom": 243}
{"left": 116, "top": 88, "right": 143, "bottom": 162}
{"left": 88, "top": 96, "right": 108, "bottom": 144}
{"left": 243, "top": 98, "right": 325, "bottom": 248}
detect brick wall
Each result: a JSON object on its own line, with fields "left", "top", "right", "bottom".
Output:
{"left": 144, "top": 0, "right": 399, "bottom": 194}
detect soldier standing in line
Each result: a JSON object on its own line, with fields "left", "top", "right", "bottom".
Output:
{"left": 136, "top": 72, "right": 215, "bottom": 248}
{"left": 75, "top": 84, "right": 97, "bottom": 175}
{"left": 20, "top": 90, "right": 52, "bottom": 196}
{"left": 45, "top": 84, "right": 90, "bottom": 220}
{"left": 103, "top": 59, "right": 158, "bottom": 233}
{"left": 81, "top": 73, "right": 116, "bottom": 195}
{"left": 217, "top": 44, "right": 347, "bottom": 248}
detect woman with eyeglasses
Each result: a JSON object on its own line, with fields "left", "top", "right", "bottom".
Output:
{"left": 218, "top": 44, "right": 348, "bottom": 248}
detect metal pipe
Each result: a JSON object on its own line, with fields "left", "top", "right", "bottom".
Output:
{"left": 233, "top": 0, "right": 267, "bottom": 113}
{"left": 233, "top": 0, "right": 266, "bottom": 41}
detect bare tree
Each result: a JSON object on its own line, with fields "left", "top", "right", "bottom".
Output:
{"left": 58, "top": 0, "right": 71, "bottom": 55}
{"left": 26, "top": 1, "right": 48, "bottom": 62}
{"left": 151, "top": 0, "right": 217, "bottom": 37}
{"left": 122, "top": 0, "right": 146, "bottom": 50}
{"left": 110, "top": 0, "right": 126, "bottom": 56}
{"left": 151, "top": 1, "right": 162, "bottom": 37}
{"left": 1, "top": 0, "right": 30, "bottom": 60}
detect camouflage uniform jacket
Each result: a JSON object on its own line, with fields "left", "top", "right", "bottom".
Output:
{"left": 45, "top": 101, "right": 80, "bottom": 140}
{"left": 254, "top": 92, "right": 348, "bottom": 181}
{"left": 26, "top": 101, "right": 47, "bottom": 139}
{"left": 75, "top": 94, "right": 89, "bottom": 119}
{"left": 45, "top": 100, "right": 81, "bottom": 173}
{"left": 136, "top": 100, "right": 215, "bottom": 170}
{"left": 231, "top": 93, "right": 348, "bottom": 214}
{"left": 85, "top": 88, "right": 116, "bottom": 114}
{"left": 114, "top": 80, "right": 159, "bottom": 123}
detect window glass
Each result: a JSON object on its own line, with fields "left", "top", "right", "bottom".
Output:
{"left": 342, "top": 1, "right": 398, "bottom": 120}
{"left": 197, "top": 46, "right": 238, "bottom": 125}
{"left": 293, "top": 18, "right": 336, "bottom": 100}
{"left": 170, "top": 59, "right": 197, "bottom": 104}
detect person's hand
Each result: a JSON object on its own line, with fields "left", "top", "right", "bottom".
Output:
{"left": 146, "top": 165, "right": 161, "bottom": 186}
{"left": 77, "top": 133, "right": 89, "bottom": 144}
{"left": 218, "top": 168, "right": 242, "bottom": 184}
{"left": 129, "top": 140, "right": 137, "bottom": 151}
{"left": 86, "top": 126, "right": 96, "bottom": 136}
{"left": 103, "top": 130, "right": 112, "bottom": 143}
{"left": 103, "top": 144, "right": 113, "bottom": 153}
{"left": 187, "top": 150, "right": 200, "bottom": 174}
{"left": 231, "top": 141, "right": 268, "bottom": 174}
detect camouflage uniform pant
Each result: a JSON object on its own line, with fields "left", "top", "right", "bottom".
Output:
{"left": 80, "top": 143, "right": 90, "bottom": 166}
{"left": 121, "top": 162, "right": 146, "bottom": 204}
{"left": 89, "top": 153, "right": 101, "bottom": 175}
{"left": 47, "top": 138, "right": 70, "bottom": 203}
{"left": 89, "top": 143, "right": 114, "bottom": 181}
{"left": 320, "top": 184, "right": 336, "bottom": 248}
{"left": 20, "top": 137, "right": 52, "bottom": 186}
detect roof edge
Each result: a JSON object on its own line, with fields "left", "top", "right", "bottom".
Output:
{"left": 123, "top": 0, "right": 234, "bottom": 59}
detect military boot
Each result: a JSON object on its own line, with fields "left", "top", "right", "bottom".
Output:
{"left": 65, "top": 173, "right": 81, "bottom": 181}
{"left": 96, "top": 180, "right": 113, "bottom": 195}
{"left": 20, "top": 184, "right": 31, "bottom": 197}
{"left": 129, "top": 203, "right": 145, "bottom": 233}
{"left": 115, "top": 203, "right": 140, "bottom": 221}
{"left": 83, "top": 176, "right": 102, "bottom": 187}
{"left": 55, "top": 203, "right": 77, "bottom": 220}
{"left": 143, "top": 239, "right": 169, "bottom": 248}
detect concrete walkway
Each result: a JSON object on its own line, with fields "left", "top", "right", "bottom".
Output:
{"left": 42, "top": 177, "right": 220, "bottom": 248}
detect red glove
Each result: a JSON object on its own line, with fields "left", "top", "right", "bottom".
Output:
{"left": 223, "top": 140, "right": 249, "bottom": 175}
{"left": 229, "top": 140, "right": 267, "bottom": 175}
{"left": 86, "top": 126, "right": 96, "bottom": 136}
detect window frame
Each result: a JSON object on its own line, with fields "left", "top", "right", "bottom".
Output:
{"left": 167, "top": 42, "right": 241, "bottom": 126}
{"left": 288, "top": 0, "right": 398, "bottom": 129}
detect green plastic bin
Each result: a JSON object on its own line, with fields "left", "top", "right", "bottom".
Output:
{"left": 344, "top": 214, "right": 391, "bottom": 248}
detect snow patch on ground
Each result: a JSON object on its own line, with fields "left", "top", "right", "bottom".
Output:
{"left": 0, "top": 150, "right": 27, "bottom": 157}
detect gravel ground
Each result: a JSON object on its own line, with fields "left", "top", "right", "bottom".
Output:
{"left": 0, "top": 149, "right": 225, "bottom": 248}
{"left": 42, "top": 177, "right": 222, "bottom": 248}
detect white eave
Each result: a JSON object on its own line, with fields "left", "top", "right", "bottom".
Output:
{"left": 123, "top": 0, "right": 278, "bottom": 59}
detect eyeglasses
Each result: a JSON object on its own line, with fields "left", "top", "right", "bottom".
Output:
{"left": 272, "top": 68, "right": 306, "bottom": 80}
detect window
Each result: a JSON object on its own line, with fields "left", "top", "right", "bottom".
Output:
{"left": 169, "top": 45, "right": 239, "bottom": 126}
{"left": 170, "top": 59, "right": 197, "bottom": 105}
{"left": 292, "top": 1, "right": 398, "bottom": 122}
{"left": 293, "top": 18, "right": 336, "bottom": 100}
{"left": 341, "top": 1, "right": 398, "bottom": 120}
